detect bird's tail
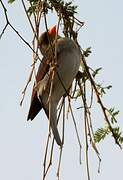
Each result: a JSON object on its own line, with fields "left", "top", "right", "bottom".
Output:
{"left": 50, "top": 117, "right": 62, "bottom": 146}
{"left": 44, "top": 101, "right": 62, "bottom": 146}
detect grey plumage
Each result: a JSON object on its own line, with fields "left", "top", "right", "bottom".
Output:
{"left": 27, "top": 30, "right": 80, "bottom": 146}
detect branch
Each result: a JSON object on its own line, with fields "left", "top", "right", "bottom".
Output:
{"left": 0, "top": 0, "right": 41, "bottom": 58}
{"left": 81, "top": 54, "right": 122, "bottom": 149}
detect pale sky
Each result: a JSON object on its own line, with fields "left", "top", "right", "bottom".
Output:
{"left": 0, "top": 0, "right": 123, "bottom": 180}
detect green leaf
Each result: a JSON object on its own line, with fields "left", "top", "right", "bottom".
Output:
{"left": 96, "top": 84, "right": 112, "bottom": 97}
{"left": 27, "top": 6, "right": 37, "bottom": 16}
{"left": 8, "top": 0, "right": 15, "bottom": 4}
{"left": 94, "top": 125, "right": 123, "bottom": 145}
{"left": 94, "top": 127, "right": 110, "bottom": 143}
{"left": 107, "top": 108, "right": 119, "bottom": 124}
{"left": 106, "top": 85, "right": 112, "bottom": 89}
{"left": 112, "top": 127, "right": 123, "bottom": 144}
{"left": 92, "top": 68, "right": 102, "bottom": 78}
{"left": 83, "top": 47, "right": 92, "bottom": 57}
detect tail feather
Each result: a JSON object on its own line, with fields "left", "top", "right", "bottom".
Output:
{"left": 44, "top": 102, "right": 62, "bottom": 146}
{"left": 50, "top": 118, "right": 62, "bottom": 146}
{"left": 27, "top": 94, "right": 42, "bottom": 120}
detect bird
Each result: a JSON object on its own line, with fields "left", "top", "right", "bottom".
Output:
{"left": 27, "top": 25, "right": 81, "bottom": 146}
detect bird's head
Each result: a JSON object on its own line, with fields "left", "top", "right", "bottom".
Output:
{"left": 38, "top": 25, "right": 57, "bottom": 55}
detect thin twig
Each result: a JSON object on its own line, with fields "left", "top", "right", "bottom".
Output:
{"left": 81, "top": 54, "right": 122, "bottom": 149}
{"left": 43, "top": 132, "right": 52, "bottom": 180}
{"left": 0, "top": 23, "right": 8, "bottom": 39}
{"left": 85, "top": 116, "right": 91, "bottom": 180}
{"left": 0, "top": 0, "right": 41, "bottom": 59}
{"left": 43, "top": 8, "right": 54, "bottom": 59}
{"left": 21, "top": 0, "right": 36, "bottom": 37}
{"left": 68, "top": 97, "right": 82, "bottom": 164}
{"left": 83, "top": 82, "right": 91, "bottom": 180}
{"left": 78, "top": 78, "right": 101, "bottom": 173}
{"left": 57, "top": 146, "right": 63, "bottom": 179}
{"left": 20, "top": 64, "right": 35, "bottom": 106}
{"left": 57, "top": 98, "right": 65, "bottom": 178}
{"left": 43, "top": 138, "right": 55, "bottom": 179}
{"left": 43, "top": 98, "right": 64, "bottom": 179}
{"left": 62, "top": 98, "right": 65, "bottom": 144}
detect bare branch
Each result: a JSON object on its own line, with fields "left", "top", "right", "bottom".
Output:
{"left": 68, "top": 97, "right": 82, "bottom": 164}
{"left": 21, "top": 0, "right": 36, "bottom": 36}
{"left": 0, "top": 23, "right": 8, "bottom": 39}
{"left": 81, "top": 55, "right": 122, "bottom": 149}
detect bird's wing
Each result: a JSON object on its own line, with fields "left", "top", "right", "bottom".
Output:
{"left": 27, "top": 40, "right": 57, "bottom": 121}
{"left": 27, "top": 38, "right": 69, "bottom": 121}
{"left": 27, "top": 56, "right": 50, "bottom": 120}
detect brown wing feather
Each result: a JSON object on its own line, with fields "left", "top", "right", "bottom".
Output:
{"left": 27, "top": 57, "right": 50, "bottom": 120}
{"left": 27, "top": 41, "right": 56, "bottom": 121}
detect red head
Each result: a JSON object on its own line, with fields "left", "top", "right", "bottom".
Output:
{"left": 48, "top": 25, "right": 57, "bottom": 36}
{"left": 39, "top": 25, "right": 57, "bottom": 55}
